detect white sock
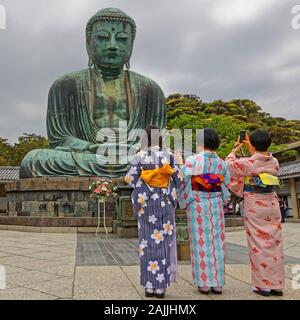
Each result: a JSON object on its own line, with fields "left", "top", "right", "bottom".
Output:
{"left": 155, "top": 288, "right": 165, "bottom": 294}
{"left": 199, "top": 286, "right": 210, "bottom": 291}
{"left": 213, "top": 286, "right": 222, "bottom": 291}
{"left": 253, "top": 287, "right": 271, "bottom": 292}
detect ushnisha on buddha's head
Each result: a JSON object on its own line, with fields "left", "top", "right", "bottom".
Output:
{"left": 86, "top": 8, "right": 136, "bottom": 71}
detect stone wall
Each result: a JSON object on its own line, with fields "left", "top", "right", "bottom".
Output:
{"left": 3, "top": 177, "right": 245, "bottom": 236}
{"left": 0, "top": 197, "right": 6, "bottom": 213}
{"left": 5, "top": 177, "right": 116, "bottom": 218}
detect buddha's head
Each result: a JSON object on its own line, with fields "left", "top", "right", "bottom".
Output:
{"left": 86, "top": 8, "right": 136, "bottom": 70}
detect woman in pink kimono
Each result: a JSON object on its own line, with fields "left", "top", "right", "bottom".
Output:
{"left": 226, "top": 130, "right": 285, "bottom": 297}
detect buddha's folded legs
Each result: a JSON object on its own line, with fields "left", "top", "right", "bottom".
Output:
{"left": 19, "top": 149, "right": 129, "bottom": 178}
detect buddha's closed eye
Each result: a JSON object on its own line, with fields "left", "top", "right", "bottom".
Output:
{"left": 98, "top": 35, "right": 109, "bottom": 40}
{"left": 117, "top": 32, "right": 129, "bottom": 40}
{"left": 96, "top": 30, "right": 110, "bottom": 40}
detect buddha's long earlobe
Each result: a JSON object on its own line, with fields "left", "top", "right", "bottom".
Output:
{"left": 125, "top": 61, "right": 130, "bottom": 70}
{"left": 87, "top": 43, "right": 93, "bottom": 67}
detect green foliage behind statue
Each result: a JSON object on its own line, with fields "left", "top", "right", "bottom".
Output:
{"left": 166, "top": 94, "right": 299, "bottom": 158}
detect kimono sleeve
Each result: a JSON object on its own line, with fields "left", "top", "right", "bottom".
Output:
{"left": 225, "top": 152, "right": 252, "bottom": 197}
{"left": 176, "top": 177, "right": 189, "bottom": 209}
{"left": 125, "top": 154, "right": 142, "bottom": 188}
{"left": 176, "top": 164, "right": 194, "bottom": 209}
{"left": 221, "top": 162, "right": 232, "bottom": 204}
{"left": 170, "top": 158, "right": 185, "bottom": 190}
{"left": 225, "top": 152, "right": 252, "bottom": 177}
{"left": 169, "top": 153, "right": 186, "bottom": 207}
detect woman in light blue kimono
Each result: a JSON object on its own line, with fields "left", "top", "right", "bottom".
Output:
{"left": 125, "top": 126, "right": 184, "bottom": 299}
{"left": 178, "top": 128, "right": 231, "bottom": 294}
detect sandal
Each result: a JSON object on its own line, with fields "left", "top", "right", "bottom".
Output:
{"left": 253, "top": 288, "right": 271, "bottom": 297}
{"left": 154, "top": 289, "right": 165, "bottom": 299}
{"left": 198, "top": 287, "right": 210, "bottom": 294}
{"left": 270, "top": 289, "right": 283, "bottom": 296}
{"left": 211, "top": 287, "right": 222, "bottom": 295}
{"left": 145, "top": 289, "right": 154, "bottom": 298}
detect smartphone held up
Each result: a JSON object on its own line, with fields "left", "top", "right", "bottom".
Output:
{"left": 239, "top": 130, "right": 246, "bottom": 142}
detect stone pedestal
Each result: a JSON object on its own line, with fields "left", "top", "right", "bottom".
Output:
{"left": 3, "top": 178, "right": 245, "bottom": 245}
{"left": 115, "top": 185, "right": 138, "bottom": 238}
{"left": 176, "top": 208, "right": 190, "bottom": 260}
{"left": 4, "top": 177, "right": 117, "bottom": 228}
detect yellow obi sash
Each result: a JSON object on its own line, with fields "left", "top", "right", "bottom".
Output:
{"left": 140, "top": 163, "right": 175, "bottom": 188}
{"left": 245, "top": 173, "right": 282, "bottom": 187}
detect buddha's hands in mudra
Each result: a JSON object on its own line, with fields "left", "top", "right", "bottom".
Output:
{"left": 55, "top": 144, "right": 103, "bottom": 154}
{"left": 86, "top": 143, "right": 112, "bottom": 154}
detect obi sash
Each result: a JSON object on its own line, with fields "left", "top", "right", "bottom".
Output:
{"left": 244, "top": 173, "right": 281, "bottom": 193}
{"left": 140, "top": 163, "right": 175, "bottom": 188}
{"left": 244, "top": 185, "right": 275, "bottom": 193}
{"left": 244, "top": 173, "right": 281, "bottom": 187}
{"left": 191, "top": 174, "right": 224, "bottom": 192}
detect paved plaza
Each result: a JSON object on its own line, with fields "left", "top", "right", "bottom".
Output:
{"left": 0, "top": 223, "right": 300, "bottom": 300}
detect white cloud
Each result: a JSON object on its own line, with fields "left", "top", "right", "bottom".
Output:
{"left": 210, "top": 0, "right": 277, "bottom": 26}
{"left": 9, "top": 0, "right": 98, "bottom": 33}
{"left": 0, "top": 0, "right": 299, "bottom": 143}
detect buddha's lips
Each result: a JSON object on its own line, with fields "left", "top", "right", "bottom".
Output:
{"left": 107, "top": 53, "right": 118, "bottom": 58}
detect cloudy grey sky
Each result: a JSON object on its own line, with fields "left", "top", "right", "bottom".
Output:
{"left": 0, "top": 0, "right": 299, "bottom": 143}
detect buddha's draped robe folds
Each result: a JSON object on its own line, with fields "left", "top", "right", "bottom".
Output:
{"left": 20, "top": 69, "right": 166, "bottom": 178}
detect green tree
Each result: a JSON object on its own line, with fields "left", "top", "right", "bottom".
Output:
{"left": 10, "top": 134, "right": 48, "bottom": 166}
{"left": 0, "top": 138, "right": 12, "bottom": 166}
{"left": 166, "top": 94, "right": 205, "bottom": 124}
{"left": 269, "top": 127, "right": 296, "bottom": 145}
{"left": 168, "top": 113, "right": 246, "bottom": 158}
{"left": 166, "top": 93, "right": 300, "bottom": 156}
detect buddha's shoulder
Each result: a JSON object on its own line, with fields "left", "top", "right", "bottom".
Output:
{"left": 50, "top": 69, "right": 163, "bottom": 92}
{"left": 128, "top": 71, "right": 163, "bottom": 92}
{"left": 51, "top": 69, "right": 90, "bottom": 87}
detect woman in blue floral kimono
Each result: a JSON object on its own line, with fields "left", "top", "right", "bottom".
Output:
{"left": 125, "top": 126, "right": 184, "bottom": 298}
{"left": 177, "top": 129, "right": 231, "bottom": 295}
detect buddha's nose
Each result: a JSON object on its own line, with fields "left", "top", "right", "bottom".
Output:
{"left": 109, "top": 36, "right": 118, "bottom": 51}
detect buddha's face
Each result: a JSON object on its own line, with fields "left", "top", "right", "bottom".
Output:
{"left": 88, "top": 20, "right": 133, "bottom": 67}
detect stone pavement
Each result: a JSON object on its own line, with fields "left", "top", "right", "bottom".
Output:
{"left": 0, "top": 223, "right": 300, "bottom": 300}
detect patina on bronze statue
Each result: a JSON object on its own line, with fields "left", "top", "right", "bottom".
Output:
{"left": 20, "top": 8, "right": 166, "bottom": 178}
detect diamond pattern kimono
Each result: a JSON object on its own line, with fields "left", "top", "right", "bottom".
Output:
{"left": 177, "top": 152, "right": 231, "bottom": 288}
{"left": 125, "top": 146, "right": 184, "bottom": 289}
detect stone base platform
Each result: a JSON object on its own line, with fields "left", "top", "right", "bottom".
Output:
{"left": 5, "top": 177, "right": 117, "bottom": 218}
{"left": 0, "top": 215, "right": 115, "bottom": 233}
{"left": 0, "top": 224, "right": 113, "bottom": 233}
{"left": 0, "top": 216, "right": 112, "bottom": 227}
{"left": 3, "top": 177, "right": 117, "bottom": 233}
{"left": 224, "top": 216, "right": 245, "bottom": 227}
{"left": 2, "top": 177, "right": 245, "bottom": 236}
